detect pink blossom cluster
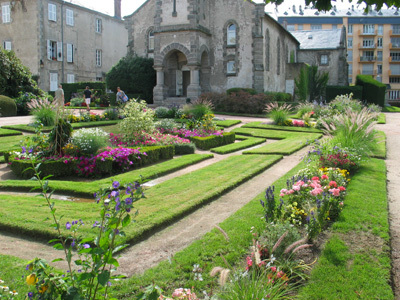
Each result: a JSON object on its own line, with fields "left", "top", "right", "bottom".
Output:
{"left": 280, "top": 175, "right": 346, "bottom": 198}
{"left": 292, "top": 119, "right": 305, "bottom": 127}
{"left": 159, "top": 288, "right": 198, "bottom": 300}
{"left": 158, "top": 127, "right": 224, "bottom": 138}
{"left": 109, "top": 132, "right": 190, "bottom": 147}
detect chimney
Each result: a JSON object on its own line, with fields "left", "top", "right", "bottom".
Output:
{"left": 292, "top": 5, "right": 296, "bottom": 13}
{"left": 114, "top": 0, "right": 121, "bottom": 19}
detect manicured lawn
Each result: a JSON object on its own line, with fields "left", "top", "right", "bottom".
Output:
{"left": 0, "top": 154, "right": 213, "bottom": 196}
{"left": 382, "top": 106, "right": 400, "bottom": 112}
{"left": 211, "top": 136, "right": 265, "bottom": 154}
{"left": 371, "top": 130, "right": 386, "bottom": 159}
{"left": 214, "top": 120, "right": 241, "bottom": 128}
{"left": 232, "top": 127, "right": 301, "bottom": 139}
{"left": 0, "top": 155, "right": 282, "bottom": 245}
{"left": 297, "top": 158, "right": 393, "bottom": 299}
{"left": 242, "top": 121, "right": 323, "bottom": 133}
{"left": 0, "top": 254, "right": 30, "bottom": 297}
{"left": 0, "top": 135, "right": 26, "bottom": 154}
{"left": 0, "top": 128, "right": 23, "bottom": 137}
{"left": 378, "top": 113, "right": 386, "bottom": 124}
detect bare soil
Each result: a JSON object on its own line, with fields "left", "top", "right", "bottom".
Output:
{"left": 1, "top": 114, "right": 400, "bottom": 298}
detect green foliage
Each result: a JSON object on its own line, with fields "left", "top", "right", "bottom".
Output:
{"left": 47, "top": 117, "right": 73, "bottom": 155}
{"left": 226, "top": 87, "right": 258, "bottom": 95}
{"left": 106, "top": 55, "right": 156, "bottom": 103}
{"left": 174, "top": 143, "right": 196, "bottom": 155}
{"left": 9, "top": 158, "right": 76, "bottom": 178}
{"left": 189, "top": 132, "right": 235, "bottom": 150}
{"left": 325, "top": 85, "right": 363, "bottom": 102}
{"left": 131, "top": 145, "right": 175, "bottom": 167}
{"left": 265, "top": 102, "right": 293, "bottom": 125}
{"left": 356, "top": 74, "right": 387, "bottom": 107}
{"left": 211, "top": 137, "right": 265, "bottom": 154}
{"left": 69, "top": 128, "right": 109, "bottom": 155}
{"left": 308, "top": 65, "right": 329, "bottom": 102}
{"left": 119, "top": 100, "right": 155, "bottom": 138}
{"left": 264, "top": 91, "right": 292, "bottom": 102}
{"left": 154, "top": 106, "right": 170, "bottom": 118}
{"left": 14, "top": 92, "right": 37, "bottom": 115}
{"left": 103, "top": 107, "right": 120, "bottom": 120}
{"left": 0, "top": 47, "right": 42, "bottom": 98}
{"left": 0, "top": 95, "right": 17, "bottom": 117}
{"left": 295, "top": 65, "right": 309, "bottom": 102}
{"left": 62, "top": 82, "right": 106, "bottom": 101}
{"left": 27, "top": 98, "right": 57, "bottom": 126}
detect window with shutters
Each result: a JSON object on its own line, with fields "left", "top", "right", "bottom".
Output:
{"left": 50, "top": 73, "right": 58, "bottom": 91}
{"left": 96, "top": 49, "right": 102, "bottom": 67}
{"left": 47, "top": 40, "right": 62, "bottom": 61}
{"left": 48, "top": 3, "right": 56, "bottom": 22}
{"left": 3, "top": 41, "right": 11, "bottom": 50}
{"left": 66, "top": 9, "right": 74, "bottom": 26}
{"left": 67, "top": 43, "right": 73, "bottom": 63}
{"left": 1, "top": 3, "right": 10, "bottom": 23}
{"left": 95, "top": 19, "right": 102, "bottom": 33}
{"left": 67, "top": 74, "right": 75, "bottom": 83}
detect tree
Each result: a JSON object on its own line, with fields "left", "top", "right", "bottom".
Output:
{"left": 265, "top": 0, "right": 400, "bottom": 11}
{"left": 295, "top": 65, "right": 329, "bottom": 102}
{"left": 106, "top": 54, "right": 156, "bottom": 103}
{"left": 0, "top": 47, "right": 42, "bottom": 98}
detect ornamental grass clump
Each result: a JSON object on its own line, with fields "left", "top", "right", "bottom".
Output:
{"left": 69, "top": 128, "right": 109, "bottom": 155}
{"left": 264, "top": 102, "right": 293, "bottom": 126}
{"left": 23, "top": 168, "right": 145, "bottom": 299}
{"left": 27, "top": 98, "right": 56, "bottom": 126}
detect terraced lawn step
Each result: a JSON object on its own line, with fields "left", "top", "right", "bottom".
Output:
{"left": 242, "top": 121, "right": 323, "bottom": 133}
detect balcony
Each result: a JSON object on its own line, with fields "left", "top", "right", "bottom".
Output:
{"left": 358, "top": 42, "right": 376, "bottom": 49}
{"left": 390, "top": 43, "right": 400, "bottom": 49}
{"left": 390, "top": 30, "right": 400, "bottom": 36}
{"left": 390, "top": 57, "right": 400, "bottom": 63}
{"left": 389, "top": 70, "right": 400, "bottom": 76}
{"left": 359, "top": 56, "right": 376, "bottom": 62}
{"left": 358, "top": 29, "right": 376, "bottom": 36}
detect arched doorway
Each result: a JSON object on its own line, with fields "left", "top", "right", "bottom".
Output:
{"left": 164, "top": 50, "right": 190, "bottom": 97}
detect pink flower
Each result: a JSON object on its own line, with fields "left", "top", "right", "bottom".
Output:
{"left": 293, "top": 185, "right": 301, "bottom": 191}
{"left": 246, "top": 256, "right": 253, "bottom": 270}
{"left": 339, "top": 186, "right": 346, "bottom": 191}
{"left": 271, "top": 266, "right": 277, "bottom": 272}
{"left": 321, "top": 174, "right": 329, "bottom": 180}
{"left": 329, "top": 181, "right": 337, "bottom": 187}
{"left": 312, "top": 176, "right": 320, "bottom": 181}
{"left": 329, "top": 188, "right": 341, "bottom": 196}
{"left": 339, "top": 201, "right": 344, "bottom": 206}
{"left": 310, "top": 188, "right": 323, "bottom": 196}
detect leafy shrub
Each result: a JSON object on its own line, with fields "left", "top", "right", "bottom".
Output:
{"left": 70, "top": 97, "right": 85, "bottom": 107}
{"left": 103, "top": 107, "right": 120, "bottom": 120}
{"left": 69, "top": 128, "right": 109, "bottom": 155}
{"left": 154, "top": 106, "right": 170, "bottom": 118}
{"left": 27, "top": 98, "right": 56, "bottom": 126}
{"left": 9, "top": 157, "right": 76, "bottom": 178}
{"left": 182, "top": 103, "right": 213, "bottom": 120}
{"left": 155, "top": 118, "right": 178, "bottom": 131}
{"left": 265, "top": 102, "right": 293, "bottom": 125}
{"left": 0, "top": 95, "right": 17, "bottom": 117}
{"left": 174, "top": 143, "right": 196, "bottom": 155}
{"left": 119, "top": 100, "right": 155, "bottom": 138}
{"left": 264, "top": 91, "right": 292, "bottom": 102}
{"left": 226, "top": 87, "right": 258, "bottom": 95}
{"left": 325, "top": 85, "right": 363, "bottom": 102}
{"left": 356, "top": 74, "right": 386, "bottom": 107}
{"left": 329, "top": 93, "right": 363, "bottom": 114}
{"left": 190, "top": 132, "right": 235, "bottom": 150}
{"left": 14, "top": 92, "right": 37, "bottom": 115}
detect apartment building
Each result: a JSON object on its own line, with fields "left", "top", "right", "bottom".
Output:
{"left": 0, "top": 0, "right": 127, "bottom": 92}
{"left": 278, "top": 5, "right": 400, "bottom": 102}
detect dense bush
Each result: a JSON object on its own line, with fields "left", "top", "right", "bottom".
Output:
{"left": 199, "top": 91, "right": 269, "bottom": 114}
{"left": 9, "top": 158, "right": 76, "bottom": 179}
{"left": 106, "top": 55, "right": 156, "bottom": 103}
{"left": 0, "top": 95, "right": 17, "bottom": 117}
{"left": 154, "top": 106, "right": 170, "bottom": 118}
{"left": 119, "top": 100, "right": 156, "bottom": 138}
{"left": 131, "top": 145, "right": 175, "bottom": 167}
{"left": 0, "top": 47, "right": 42, "bottom": 98}
{"left": 189, "top": 132, "right": 235, "bottom": 150}
{"left": 226, "top": 87, "right": 258, "bottom": 95}
{"left": 14, "top": 92, "right": 36, "bottom": 115}
{"left": 264, "top": 91, "right": 292, "bottom": 102}
{"left": 325, "top": 85, "right": 363, "bottom": 102}
{"left": 69, "top": 128, "right": 109, "bottom": 155}
{"left": 174, "top": 143, "right": 196, "bottom": 155}
{"left": 355, "top": 75, "right": 386, "bottom": 107}
{"left": 61, "top": 82, "right": 106, "bottom": 101}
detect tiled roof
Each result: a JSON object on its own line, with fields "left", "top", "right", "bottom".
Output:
{"left": 291, "top": 29, "right": 343, "bottom": 49}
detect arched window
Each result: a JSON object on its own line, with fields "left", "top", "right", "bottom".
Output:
{"left": 148, "top": 30, "right": 154, "bottom": 51}
{"left": 227, "top": 24, "right": 236, "bottom": 46}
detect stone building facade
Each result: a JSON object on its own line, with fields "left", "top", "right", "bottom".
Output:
{"left": 125, "top": 0, "right": 302, "bottom": 105}
{"left": 0, "top": 0, "right": 127, "bottom": 92}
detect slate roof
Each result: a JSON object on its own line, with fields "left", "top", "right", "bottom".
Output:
{"left": 291, "top": 29, "right": 343, "bottom": 50}
{"left": 278, "top": 6, "right": 399, "bottom": 17}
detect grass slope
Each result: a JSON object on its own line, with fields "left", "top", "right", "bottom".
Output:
{"left": 297, "top": 158, "right": 393, "bottom": 299}
{"left": 214, "top": 120, "right": 241, "bottom": 128}
{"left": 0, "top": 155, "right": 282, "bottom": 245}
{"left": 0, "top": 128, "right": 23, "bottom": 137}
{"left": 0, "top": 135, "right": 26, "bottom": 154}
{"left": 0, "top": 154, "right": 213, "bottom": 196}
{"left": 242, "top": 121, "right": 323, "bottom": 133}
{"left": 211, "top": 137, "right": 265, "bottom": 154}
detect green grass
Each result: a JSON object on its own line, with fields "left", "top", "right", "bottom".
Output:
{"left": 0, "top": 128, "right": 23, "bottom": 137}
{"left": 370, "top": 130, "right": 386, "bottom": 159}
{"left": 0, "top": 255, "right": 31, "bottom": 297}
{"left": 382, "top": 106, "right": 400, "bottom": 112}
{"left": 211, "top": 137, "right": 265, "bottom": 154}
{"left": 214, "top": 120, "right": 241, "bottom": 128}
{"left": 297, "top": 158, "right": 393, "bottom": 299}
{"left": 0, "top": 135, "right": 26, "bottom": 155}
{"left": 377, "top": 113, "right": 386, "bottom": 124}
{"left": 0, "top": 156, "right": 5, "bottom": 163}
{"left": 0, "top": 155, "right": 282, "bottom": 245}
{"left": 232, "top": 127, "right": 299, "bottom": 139}
{"left": 0, "top": 154, "right": 213, "bottom": 196}
{"left": 242, "top": 121, "right": 323, "bottom": 133}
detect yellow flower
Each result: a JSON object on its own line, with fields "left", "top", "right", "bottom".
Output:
{"left": 26, "top": 274, "right": 37, "bottom": 285}
{"left": 39, "top": 284, "right": 48, "bottom": 294}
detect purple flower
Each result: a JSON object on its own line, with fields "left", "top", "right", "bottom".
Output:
{"left": 83, "top": 243, "right": 90, "bottom": 249}
{"left": 115, "top": 201, "right": 121, "bottom": 211}
{"left": 112, "top": 181, "right": 120, "bottom": 189}
{"left": 111, "top": 190, "right": 119, "bottom": 197}
{"left": 125, "top": 197, "right": 132, "bottom": 205}
{"left": 28, "top": 292, "right": 33, "bottom": 298}
{"left": 71, "top": 239, "right": 76, "bottom": 247}
{"left": 21, "top": 146, "right": 26, "bottom": 154}
{"left": 66, "top": 222, "right": 71, "bottom": 230}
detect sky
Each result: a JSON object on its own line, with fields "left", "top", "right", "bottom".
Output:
{"left": 69, "top": 0, "right": 371, "bottom": 18}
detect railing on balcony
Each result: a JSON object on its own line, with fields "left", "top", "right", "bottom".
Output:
{"left": 390, "top": 57, "right": 400, "bottom": 63}
{"left": 358, "top": 43, "right": 376, "bottom": 49}
{"left": 359, "top": 56, "right": 376, "bottom": 62}
{"left": 358, "top": 29, "right": 376, "bottom": 36}
{"left": 390, "top": 43, "right": 400, "bottom": 49}
{"left": 361, "top": 70, "right": 375, "bottom": 75}
{"left": 389, "top": 70, "right": 400, "bottom": 76}
{"left": 390, "top": 30, "right": 400, "bottom": 36}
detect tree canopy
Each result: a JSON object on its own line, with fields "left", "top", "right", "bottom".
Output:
{"left": 265, "top": 0, "right": 400, "bottom": 11}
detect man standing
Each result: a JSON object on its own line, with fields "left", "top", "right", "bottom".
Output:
{"left": 54, "top": 84, "right": 65, "bottom": 108}
{"left": 83, "top": 86, "right": 92, "bottom": 111}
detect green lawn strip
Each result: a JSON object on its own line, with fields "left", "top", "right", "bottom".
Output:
{"left": 232, "top": 127, "right": 299, "bottom": 139}
{"left": 0, "top": 135, "right": 26, "bottom": 155}
{"left": 0, "top": 254, "right": 31, "bottom": 297}
{"left": 0, "top": 155, "right": 282, "bottom": 245}
{"left": 0, "top": 154, "right": 213, "bottom": 196}
{"left": 377, "top": 113, "right": 386, "bottom": 124}
{"left": 210, "top": 137, "right": 265, "bottom": 154}
{"left": 0, "top": 128, "right": 23, "bottom": 137}
{"left": 112, "top": 159, "right": 306, "bottom": 299}
{"left": 242, "top": 121, "right": 323, "bottom": 133}
{"left": 297, "top": 158, "right": 393, "bottom": 299}
{"left": 370, "top": 130, "right": 386, "bottom": 159}
{"left": 2, "top": 121, "right": 119, "bottom": 133}
{"left": 214, "top": 111, "right": 266, "bottom": 118}
{"left": 214, "top": 120, "right": 241, "bottom": 128}
{"left": 382, "top": 106, "right": 400, "bottom": 112}
{"left": 243, "top": 133, "right": 322, "bottom": 155}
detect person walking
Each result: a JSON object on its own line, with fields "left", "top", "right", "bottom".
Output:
{"left": 83, "top": 86, "right": 92, "bottom": 111}
{"left": 54, "top": 84, "right": 65, "bottom": 108}
{"left": 116, "top": 87, "right": 129, "bottom": 105}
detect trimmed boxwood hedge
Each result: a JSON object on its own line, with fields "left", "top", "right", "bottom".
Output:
{"left": 130, "top": 145, "right": 174, "bottom": 168}
{"left": 326, "top": 85, "right": 363, "bottom": 102}
{"left": 355, "top": 75, "right": 386, "bottom": 107}
{"left": 189, "top": 132, "right": 235, "bottom": 150}
{"left": 174, "top": 143, "right": 196, "bottom": 155}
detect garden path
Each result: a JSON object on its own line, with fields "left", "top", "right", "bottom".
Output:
{"left": 1, "top": 113, "right": 400, "bottom": 300}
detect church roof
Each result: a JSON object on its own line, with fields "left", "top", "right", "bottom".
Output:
{"left": 291, "top": 29, "right": 343, "bottom": 50}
